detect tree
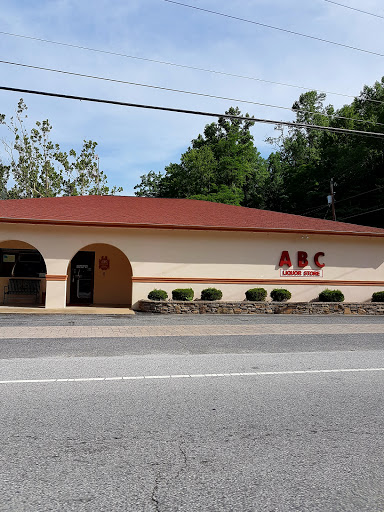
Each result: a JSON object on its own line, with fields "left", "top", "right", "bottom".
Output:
{"left": 134, "top": 107, "right": 268, "bottom": 207}
{"left": 134, "top": 170, "right": 165, "bottom": 198}
{"left": 0, "top": 99, "right": 122, "bottom": 199}
{"left": 265, "top": 81, "right": 384, "bottom": 228}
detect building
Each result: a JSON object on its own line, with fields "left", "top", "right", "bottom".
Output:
{"left": 0, "top": 195, "right": 383, "bottom": 309}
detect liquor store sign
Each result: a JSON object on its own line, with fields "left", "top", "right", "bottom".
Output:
{"left": 278, "top": 250, "right": 325, "bottom": 278}
{"left": 280, "top": 269, "right": 323, "bottom": 277}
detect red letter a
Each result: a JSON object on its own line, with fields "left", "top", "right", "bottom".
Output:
{"left": 279, "top": 251, "right": 292, "bottom": 267}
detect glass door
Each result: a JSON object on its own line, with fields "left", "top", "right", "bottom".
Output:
{"left": 70, "top": 251, "right": 95, "bottom": 304}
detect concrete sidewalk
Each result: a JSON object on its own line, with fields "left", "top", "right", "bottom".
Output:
{"left": 1, "top": 322, "right": 384, "bottom": 339}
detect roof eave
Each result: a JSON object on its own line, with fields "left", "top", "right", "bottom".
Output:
{"left": 1, "top": 217, "right": 383, "bottom": 238}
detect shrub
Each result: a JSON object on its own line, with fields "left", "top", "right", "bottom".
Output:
{"left": 172, "top": 288, "right": 194, "bottom": 301}
{"left": 318, "top": 289, "right": 345, "bottom": 302}
{"left": 372, "top": 291, "right": 384, "bottom": 302}
{"left": 270, "top": 289, "right": 292, "bottom": 302}
{"left": 201, "top": 288, "right": 223, "bottom": 301}
{"left": 148, "top": 289, "right": 168, "bottom": 301}
{"left": 245, "top": 288, "right": 267, "bottom": 301}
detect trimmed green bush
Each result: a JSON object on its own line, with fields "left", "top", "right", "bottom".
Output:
{"left": 148, "top": 289, "right": 168, "bottom": 301}
{"left": 201, "top": 288, "right": 223, "bottom": 301}
{"left": 372, "top": 291, "right": 384, "bottom": 302}
{"left": 172, "top": 288, "right": 194, "bottom": 301}
{"left": 270, "top": 288, "right": 292, "bottom": 302}
{"left": 245, "top": 288, "right": 267, "bottom": 301}
{"left": 318, "top": 289, "right": 345, "bottom": 302}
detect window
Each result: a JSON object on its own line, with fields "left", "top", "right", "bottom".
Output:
{"left": 0, "top": 249, "right": 46, "bottom": 278}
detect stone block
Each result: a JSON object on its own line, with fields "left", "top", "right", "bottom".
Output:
{"left": 137, "top": 300, "right": 384, "bottom": 315}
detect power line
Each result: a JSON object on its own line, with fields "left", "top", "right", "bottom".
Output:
{"left": 340, "top": 206, "right": 384, "bottom": 221}
{"left": 1, "top": 85, "right": 384, "bottom": 138}
{"left": 164, "top": 0, "right": 384, "bottom": 58}
{"left": 337, "top": 185, "right": 384, "bottom": 204}
{"left": 300, "top": 185, "right": 384, "bottom": 216}
{"left": 323, "top": 205, "right": 331, "bottom": 219}
{"left": 1, "top": 59, "right": 383, "bottom": 128}
{"left": 1, "top": 30, "right": 383, "bottom": 106}
{"left": 301, "top": 204, "right": 329, "bottom": 216}
{"left": 324, "top": 0, "right": 384, "bottom": 19}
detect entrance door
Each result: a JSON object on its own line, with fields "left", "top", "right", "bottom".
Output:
{"left": 70, "top": 251, "right": 95, "bottom": 304}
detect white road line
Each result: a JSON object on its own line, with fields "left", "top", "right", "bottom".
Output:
{"left": 1, "top": 367, "right": 384, "bottom": 385}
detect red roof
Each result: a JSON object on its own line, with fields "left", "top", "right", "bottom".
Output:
{"left": 1, "top": 196, "right": 383, "bottom": 237}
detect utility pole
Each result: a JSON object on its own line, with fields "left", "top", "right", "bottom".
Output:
{"left": 328, "top": 177, "right": 336, "bottom": 221}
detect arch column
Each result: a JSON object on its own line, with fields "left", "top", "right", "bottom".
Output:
{"left": 0, "top": 239, "right": 48, "bottom": 307}
{"left": 45, "top": 274, "right": 68, "bottom": 309}
{"left": 66, "top": 243, "right": 132, "bottom": 307}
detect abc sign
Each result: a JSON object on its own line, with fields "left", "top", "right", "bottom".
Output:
{"left": 279, "top": 251, "right": 325, "bottom": 268}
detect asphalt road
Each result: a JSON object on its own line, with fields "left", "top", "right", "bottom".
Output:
{"left": 0, "top": 313, "right": 384, "bottom": 512}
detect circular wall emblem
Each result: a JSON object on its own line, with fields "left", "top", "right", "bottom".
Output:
{"left": 99, "top": 256, "right": 110, "bottom": 271}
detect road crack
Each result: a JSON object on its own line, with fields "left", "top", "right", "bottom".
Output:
{"left": 149, "top": 439, "right": 189, "bottom": 510}
{"left": 173, "top": 440, "right": 188, "bottom": 481}
{"left": 150, "top": 478, "right": 160, "bottom": 512}
{"left": 179, "top": 441, "right": 188, "bottom": 467}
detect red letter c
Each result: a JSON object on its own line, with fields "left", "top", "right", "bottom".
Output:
{"left": 314, "top": 252, "right": 325, "bottom": 268}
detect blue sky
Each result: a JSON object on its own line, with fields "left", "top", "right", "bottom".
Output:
{"left": 1, "top": 0, "right": 383, "bottom": 194}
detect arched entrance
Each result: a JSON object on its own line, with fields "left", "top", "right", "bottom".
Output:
{"left": 67, "top": 243, "right": 132, "bottom": 307}
{"left": 0, "top": 240, "right": 47, "bottom": 306}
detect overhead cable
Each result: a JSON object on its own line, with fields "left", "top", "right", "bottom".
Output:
{"left": 337, "top": 185, "right": 384, "bottom": 204}
{"left": 324, "top": 0, "right": 384, "bottom": 19}
{"left": 340, "top": 206, "right": 384, "bottom": 221}
{"left": 0, "top": 30, "right": 383, "bottom": 106}
{"left": 301, "top": 185, "right": 384, "bottom": 216}
{"left": 1, "top": 59, "right": 382, "bottom": 127}
{"left": 164, "top": 0, "right": 384, "bottom": 58}
{"left": 1, "top": 85, "right": 384, "bottom": 138}
{"left": 301, "top": 204, "right": 329, "bottom": 216}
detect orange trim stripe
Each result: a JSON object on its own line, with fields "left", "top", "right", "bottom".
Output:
{"left": 45, "top": 275, "right": 68, "bottom": 281}
{"left": 132, "top": 277, "right": 384, "bottom": 287}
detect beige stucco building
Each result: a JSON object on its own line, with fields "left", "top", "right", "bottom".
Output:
{"left": 0, "top": 196, "right": 383, "bottom": 310}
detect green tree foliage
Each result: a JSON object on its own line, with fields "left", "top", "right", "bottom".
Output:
{"left": 135, "top": 80, "right": 384, "bottom": 228}
{"left": 0, "top": 99, "right": 122, "bottom": 199}
{"left": 135, "top": 107, "right": 268, "bottom": 207}
{"left": 266, "top": 81, "right": 384, "bottom": 228}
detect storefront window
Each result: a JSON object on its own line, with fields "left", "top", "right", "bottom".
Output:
{"left": 0, "top": 249, "right": 46, "bottom": 278}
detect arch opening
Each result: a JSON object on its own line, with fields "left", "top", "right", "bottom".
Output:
{"left": 0, "top": 240, "right": 47, "bottom": 306}
{"left": 66, "top": 243, "right": 132, "bottom": 307}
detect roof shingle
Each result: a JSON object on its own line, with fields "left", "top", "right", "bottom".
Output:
{"left": 1, "top": 196, "right": 383, "bottom": 237}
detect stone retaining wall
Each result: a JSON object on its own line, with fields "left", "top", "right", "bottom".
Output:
{"left": 138, "top": 300, "right": 384, "bottom": 315}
